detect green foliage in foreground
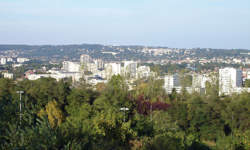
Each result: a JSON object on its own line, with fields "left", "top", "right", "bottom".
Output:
{"left": 244, "top": 79, "right": 250, "bottom": 87}
{"left": 0, "top": 76, "right": 249, "bottom": 150}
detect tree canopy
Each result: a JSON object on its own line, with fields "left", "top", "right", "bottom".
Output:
{"left": 0, "top": 76, "right": 249, "bottom": 150}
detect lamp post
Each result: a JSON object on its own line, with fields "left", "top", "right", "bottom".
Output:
{"left": 120, "top": 107, "right": 129, "bottom": 122}
{"left": 16, "top": 91, "right": 24, "bottom": 125}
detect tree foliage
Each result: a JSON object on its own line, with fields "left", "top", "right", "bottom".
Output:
{"left": 0, "top": 77, "right": 249, "bottom": 150}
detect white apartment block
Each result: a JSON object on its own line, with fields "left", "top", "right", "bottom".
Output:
{"left": 27, "top": 74, "right": 51, "bottom": 80}
{"left": 192, "top": 74, "right": 211, "bottom": 89}
{"left": 17, "top": 58, "right": 29, "bottom": 63}
{"left": 192, "top": 74, "right": 213, "bottom": 94}
{"left": 94, "top": 59, "right": 104, "bottom": 70}
{"left": 12, "top": 64, "right": 23, "bottom": 68}
{"left": 219, "top": 67, "right": 242, "bottom": 95}
{"left": 0, "top": 58, "right": 6, "bottom": 65}
{"left": 3, "top": 73, "right": 13, "bottom": 79}
{"left": 105, "top": 63, "right": 121, "bottom": 80}
{"left": 80, "top": 54, "right": 92, "bottom": 71}
{"left": 80, "top": 54, "right": 92, "bottom": 64}
{"left": 242, "top": 69, "right": 250, "bottom": 80}
{"left": 26, "top": 72, "right": 82, "bottom": 82}
{"left": 247, "top": 71, "right": 250, "bottom": 80}
{"left": 62, "top": 61, "right": 80, "bottom": 72}
{"left": 137, "top": 66, "right": 151, "bottom": 78}
{"left": 163, "top": 74, "right": 180, "bottom": 94}
{"left": 123, "top": 61, "right": 137, "bottom": 77}
{"left": 7, "top": 58, "right": 13, "bottom": 62}
{"left": 86, "top": 63, "right": 98, "bottom": 73}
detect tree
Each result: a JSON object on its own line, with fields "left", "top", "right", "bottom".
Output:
{"left": 142, "top": 134, "right": 183, "bottom": 150}
{"left": 244, "top": 79, "right": 250, "bottom": 87}
{"left": 180, "top": 74, "right": 192, "bottom": 87}
{"left": 94, "top": 75, "right": 131, "bottom": 110}
{"left": 38, "top": 100, "right": 64, "bottom": 128}
{"left": 0, "top": 78, "right": 18, "bottom": 146}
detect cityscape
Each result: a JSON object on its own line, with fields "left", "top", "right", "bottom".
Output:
{"left": 1, "top": 46, "right": 250, "bottom": 96}
{"left": 1, "top": 0, "right": 250, "bottom": 150}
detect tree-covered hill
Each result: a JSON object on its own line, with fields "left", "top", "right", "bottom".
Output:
{"left": 0, "top": 44, "right": 249, "bottom": 61}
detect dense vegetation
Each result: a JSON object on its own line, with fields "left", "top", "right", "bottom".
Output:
{"left": 0, "top": 76, "right": 249, "bottom": 150}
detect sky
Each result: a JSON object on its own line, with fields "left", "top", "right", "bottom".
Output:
{"left": 0, "top": 0, "right": 250, "bottom": 49}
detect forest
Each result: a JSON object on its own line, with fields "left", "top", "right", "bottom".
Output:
{"left": 0, "top": 76, "right": 249, "bottom": 150}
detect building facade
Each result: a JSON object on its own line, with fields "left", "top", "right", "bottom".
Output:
{"left": 219, "top": 67, "right": 242, "bottom": 95}
{"left": 163, "top": 74, "right": 180, "bottom": 94}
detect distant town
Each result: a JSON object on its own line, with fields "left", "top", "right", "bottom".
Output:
{"left": 1, "top": 44, "right": 250, "bottom": 96}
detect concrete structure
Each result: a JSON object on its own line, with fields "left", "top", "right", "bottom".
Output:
{"left": 26, "top": 71, "right": 82, "bottom": 82}
{"left": 219, "top": 67, "right": 243, "bottom": 95}
{"left": 242, "top": 68, "right": 250, "bottom": 80}
{"left": 86, "top": 76, "right": 107, "bottom": 85}
{"left": 12, "top": 64, "right": 23, "bottom": 68}
{"left": 247, "top": 72, "right": 250, "bottom": 80}
{"left": 137, "top": 66, "right": 151, "bottom": 78}
{"left": 7, "top": 58, "right": 13, "bottom": 62}
{"left": 80, "top": 54, "right": 92, "bottom": 64}
{"left": 87, "top": 63, "right": 98, "bottom": 73}
{"left": 80, "top": 54, "right": 92, "bottom": 71}
{"left": 105, "top": 63, "right": 121, "bottom": 80}
{"left": 163, "top": 74, "right": 180, "bottom": 94}
{"left": 233, "top": 87, "right": 250, "bottom": 94}
{"left": 0, "top": 58, "right": 6, "bottom": 65}
{"left": 3, "top": 72, "right": 13, "bottom": 79}
{"left": 17, "top": 58, "right": 29, "bottom": 63}
{"left": 62, "top": 61, "right": 80, "bottom": 72}
{"left": 94, "top": 59, "right": 104, "bottom": 70}
{"left": 123, "top": 61, "right": 137, "bottom": 78}
{"left": 26, "top": 74, "right": 51, "bottom": 80}
{"left": 192, "top": 74, "right": 206, "bottom": 89}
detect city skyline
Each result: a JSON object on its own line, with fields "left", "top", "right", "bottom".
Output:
{"left": 0, "top": 0, "right": 250, "bottom": 49}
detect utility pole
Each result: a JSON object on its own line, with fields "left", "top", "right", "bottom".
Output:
{"left": 16, "top": 91, "right": 24, "bottom": 125}
{"left": 120, "top": 107, "right": 129, "bottom": 122}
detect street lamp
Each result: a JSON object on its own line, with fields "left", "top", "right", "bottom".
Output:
{"left": 120, "top": 107, "right": 129, "bottom": 122}
{"left": 16, "top": 91, "right": 24, "bottom": 125}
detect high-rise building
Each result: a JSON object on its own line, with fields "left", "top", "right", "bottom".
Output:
{"left": 163, "top": 74, "right": 180, "bottom": 94}
{"left": 105, "top": 63, "right": 121, "bottom": 79}
{"left": 94, "top": 59, "right": 104, "bottom": 70}
{"left": 219, "top": 67, "right": 242, "bottom": 95}
{"left": 80, "top": 54, "right": 93, "bottom": 71}
{"left": 123, "top": 61, "right": 137, "bottom": 78}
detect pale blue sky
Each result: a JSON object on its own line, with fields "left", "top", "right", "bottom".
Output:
{"left": 0, "top": 0, "right": 250, "bottom": 49}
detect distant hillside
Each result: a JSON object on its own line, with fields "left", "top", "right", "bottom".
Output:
{"left": 0, "top": 44, "right": 249, "bottom": 62}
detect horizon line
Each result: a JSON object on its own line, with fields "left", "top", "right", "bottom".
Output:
{"left": 0, "top": 43, "right": 249, "bottom": 50}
